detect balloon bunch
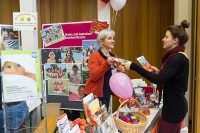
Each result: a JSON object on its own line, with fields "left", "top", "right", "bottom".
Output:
{"left": 101, "top": 0, "right": 127, "bottom": 26}
{"left": 101, "top": 0, "right": 127, "bottom": 12}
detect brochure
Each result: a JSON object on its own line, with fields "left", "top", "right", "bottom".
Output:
{"left": 137, "top": 56, "right": 153, "bottom": 72}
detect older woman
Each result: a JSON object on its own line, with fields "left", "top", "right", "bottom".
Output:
{"left": 85, "top": 29, "right": 125, "bottom": 110}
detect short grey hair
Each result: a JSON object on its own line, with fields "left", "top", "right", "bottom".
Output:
{"left": 97, "top": 29, "right": 115, "bottom": 44}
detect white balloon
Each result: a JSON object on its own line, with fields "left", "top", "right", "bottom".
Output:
{"left": 110, "top": 0, "right": 127, "bottom": 12}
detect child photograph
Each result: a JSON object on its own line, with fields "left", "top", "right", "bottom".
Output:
{"left": 68, "top": 84, "right": 85, "bottom": 101}
{"left": 0, "top": 25, "right": 20, "bottom": 50}
{"left": 41, "top": 48, "right": 61, "bottom": 64}
{"left": 61, "top": 46, "right": 83, "bottom": 63}
{"left": 47, "top": 79, "right": 69, "bottom": 96}
{"left": 44, "top": 63, "right": 67, "bottom": 80}
{"left": 67, "top": 63, "right": 83, "bottom": 84}
{"left": 82, "top": 40, "right": 100, "bottom": 70}
{"left": 41, "top": 24, "right": 65, "bottom": 48}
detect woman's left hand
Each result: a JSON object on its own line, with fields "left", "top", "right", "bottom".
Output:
{"left": 117, "top": 65, "right": 125, "bottom": 72}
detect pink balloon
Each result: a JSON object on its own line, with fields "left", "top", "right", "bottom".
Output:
{"left": 109, "top": 72, "right": 133, "bottom": 98}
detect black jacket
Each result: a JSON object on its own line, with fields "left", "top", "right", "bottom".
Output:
{"left": 130, "top": 53, "right": 189, "bottom": 123}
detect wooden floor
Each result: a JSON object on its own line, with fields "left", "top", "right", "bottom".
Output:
{"left": 33, "top": 110, "right": 64, "bottom": 133}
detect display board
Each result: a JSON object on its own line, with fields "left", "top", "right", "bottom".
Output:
{"left": 41, "top": 21, "right": 107, "bottom": 110}
{"left": 42, "top": 22, "right": 99, "bottom": 48}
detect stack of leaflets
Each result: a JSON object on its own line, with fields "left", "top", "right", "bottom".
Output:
{"left": 83, "top": 93, "right": 118, "bottom": 133}
{"left": 56, "top": 113, "right": 82, "bottom": 133}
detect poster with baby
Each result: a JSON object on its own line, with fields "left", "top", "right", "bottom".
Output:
{"left": 1, "top": 50, "right": 42, "bottom": 102}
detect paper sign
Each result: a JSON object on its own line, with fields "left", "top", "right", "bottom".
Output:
{"left": 90, "top": 20, "right": 109, "bottom": 33}
{"left": 13, "top": 12, "right": 37, "bottom": 31}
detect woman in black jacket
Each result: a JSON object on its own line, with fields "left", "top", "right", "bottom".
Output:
{"left": 122, "top": 20, "right": 190, "bottom": 133}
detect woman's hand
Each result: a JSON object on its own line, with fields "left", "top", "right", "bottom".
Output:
{"left": 117, "top": 65, "right": 125, "bottom": 72}
{"left": 151, "top": 66, "right": 160, "bottom": 74}
{"left": 107, "top": 57, "right": 115, "bottom": 66}
{"left": 121, "top": 61, "right": 132, "bottom": 70}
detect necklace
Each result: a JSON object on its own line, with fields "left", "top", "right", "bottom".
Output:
{"left": 105, "top": 54, "right": 110, "bottom": 57}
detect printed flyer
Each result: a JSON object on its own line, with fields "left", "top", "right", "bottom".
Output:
{"left": 1, "top": 50, "right": 42, "bottom": 102}
{"left": 13, "top": 12, "right": 37, "bottom": 31}
{"left": 0, "top": 25, "right": 20, "bottom": 50}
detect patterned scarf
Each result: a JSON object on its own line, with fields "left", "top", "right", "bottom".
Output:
{"left": 157, "top": 45, "right": 185, "bottom": 106}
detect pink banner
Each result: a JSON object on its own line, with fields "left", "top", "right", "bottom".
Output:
{"left": 43, "top": 22, "right": 101, "bottom": 48}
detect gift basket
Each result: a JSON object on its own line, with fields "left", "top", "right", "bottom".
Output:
{"left": 113, "top": 99, "right": 148, "bottom": 133}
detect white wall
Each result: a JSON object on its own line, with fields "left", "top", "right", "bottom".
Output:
{"left": 98, "top": 0, "right": 110, "bottom": 26}
{"left": 19, "top": 0, "right": 41, "bottom": 129}
{"left": 174, "top": 0, "right": 192, "bottom": 127}
{"left": 19, "top": 0, "right": 38, "bottom": 49}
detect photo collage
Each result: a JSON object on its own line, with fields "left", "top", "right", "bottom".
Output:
{"left": 42, "top": 40, "right": 100, "bottom": 101}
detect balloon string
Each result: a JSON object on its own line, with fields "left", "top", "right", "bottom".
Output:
{"left": 112, "top": 9, "right": 115, "bottom": 26}
{"left": 114, "top": 11, "right": 118, "bottom": 28}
